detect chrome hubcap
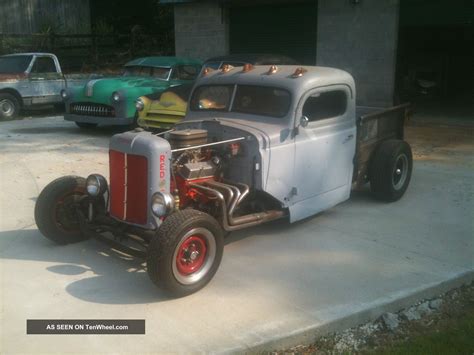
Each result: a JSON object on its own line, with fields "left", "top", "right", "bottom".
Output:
{"left": 190, "top": 250, "right": 199, "bottom": 260}
{"left": 0, "top": 99, "right": 14, "bottom": 117}
{"left": 392, "top": 154, "right": 408, "bottom": 190}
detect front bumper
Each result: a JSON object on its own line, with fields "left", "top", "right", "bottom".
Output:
{"left": 77, "top": 209, "right": 155, "bottom": 258}
{"left": 65, "top": 113, "right": 135, "bottom": 126}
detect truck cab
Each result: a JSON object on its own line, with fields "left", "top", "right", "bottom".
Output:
{"left": 35, "top": 65, "right": 412, "bottom": 297}
{"left": 183, "top": 65, "right": 357, "bottom": 221}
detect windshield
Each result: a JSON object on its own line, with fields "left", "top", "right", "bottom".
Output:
{"left": 122, "top": 66, "right": 170, "bottom": 80}
{"left": 190, "top": 84, "right": 291, "bottom": 118}
{"left": 0, "top": 55, "right": 33, "bottom": 73}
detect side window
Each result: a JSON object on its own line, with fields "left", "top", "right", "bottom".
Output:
{"left": 302, "top": 90, "right": 347, "bottom": 122}
{"left": 173, "top": 65, "right": 199, "bottom": 80}
{"left": 31, "top": 57, "right": 57, "bottom": 73}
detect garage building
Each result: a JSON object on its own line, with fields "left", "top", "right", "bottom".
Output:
{"left": 162, "top": 0, "right": 472, "bottom": 111}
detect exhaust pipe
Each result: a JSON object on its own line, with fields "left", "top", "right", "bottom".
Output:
{"left": 188, "top": 182, "right": 285, "bottom": 231}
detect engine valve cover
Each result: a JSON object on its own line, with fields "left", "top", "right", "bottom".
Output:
{"left": 170, "top": 129, "right": 208, "bottom": 149}
{"left": 181, "top": 161, "right": 216, "bottom": 180}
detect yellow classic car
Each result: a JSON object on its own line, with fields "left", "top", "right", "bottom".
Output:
{"left": 135, "top": 83, "right": 193, "bottom": 131}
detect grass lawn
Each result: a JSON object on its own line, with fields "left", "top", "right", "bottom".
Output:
{"left": 372, "top": 291, "right": 474, "bottom": 355}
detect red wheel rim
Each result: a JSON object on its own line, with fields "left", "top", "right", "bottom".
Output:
{"left": 176, "top": 235, "right": 207, "bottom": 276}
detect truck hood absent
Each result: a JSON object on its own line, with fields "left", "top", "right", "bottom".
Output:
{"left": 182, "top": 116, "right": 293, "bottom": 150}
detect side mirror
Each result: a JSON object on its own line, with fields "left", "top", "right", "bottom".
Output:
{"left": 300, "top": 115, "right": 309, "bottom": 128}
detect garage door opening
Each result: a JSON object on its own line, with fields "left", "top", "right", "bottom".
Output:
{"left": 396, "top": 0, "right": 473, "bottom": 126}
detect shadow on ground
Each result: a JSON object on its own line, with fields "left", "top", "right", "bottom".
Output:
{"left": 0, "top": 188, "right": 384, "bottom": 306}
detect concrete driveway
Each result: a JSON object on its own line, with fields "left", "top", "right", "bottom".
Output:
{"left": 0, "top": 117, "right": 473, "bottom": 353}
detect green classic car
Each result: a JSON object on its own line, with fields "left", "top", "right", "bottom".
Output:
{"left": 62, "top": 56, "right": 202, "bottom": 128}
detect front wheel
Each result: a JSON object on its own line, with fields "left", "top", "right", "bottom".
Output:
{"left": 146, "top": 209, "right": 224, "bottom": 297}
{"left": 34, "top": 176, "right": 89, "bottom": 244}
{"left": 0, "top": 93, "right": 20, "bottom": 120}
{"left": 369, "top": 140, "right": 413, "bottom": 202}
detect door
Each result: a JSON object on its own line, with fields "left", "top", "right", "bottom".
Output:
{"left": 290, "top": 85, "right": 356, "bottom": 222}
{"left": 28, "top": 56, "right": 64, "bottom": 104}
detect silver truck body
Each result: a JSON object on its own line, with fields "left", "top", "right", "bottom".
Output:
{"left": 35, "top": 64, "right": 411, "bottom": 296}
{"left": 0, "top": 53, "right": 91, "bottom": 108}
{"left": 181, "top": 65, "right": 357, "bottom": 222}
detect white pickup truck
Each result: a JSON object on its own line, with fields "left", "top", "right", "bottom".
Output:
{"left": 35, "top": 64, "right": 412, "bottom": 297}
{"left": 0, "top": 52, "right": 95, "bottom": 119}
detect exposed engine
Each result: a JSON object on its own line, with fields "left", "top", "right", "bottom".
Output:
{"left": 169, "top": 128, "right": 235, "bottom": 212}
{"left": 108, "top": 125, "right": 284, "bottom": 232}
{"left": 167, "top": 128, "right": 283, "bottom": 231}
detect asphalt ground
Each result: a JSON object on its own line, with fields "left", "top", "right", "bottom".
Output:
{"left": 0, "top": 116, "right": 472, "bottom": 353}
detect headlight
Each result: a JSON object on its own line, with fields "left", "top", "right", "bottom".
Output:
{"left": 112, "top": 91, "right": 121, "bottom": 102}
{"left": 86, "top": 174, "right": 107, "bottom": 197}
{"left": 135, "top": 98, "right": 145, "bottom": 111}
{"left": 60, "top": 89, "right": 68, "bottom": 100}
{"left": 151, "top": 192, "right": 174, "bottom": 217}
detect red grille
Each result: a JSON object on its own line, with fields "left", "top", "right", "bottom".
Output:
{"left": 109, "top": 150, "right": 148, "bottom": 225}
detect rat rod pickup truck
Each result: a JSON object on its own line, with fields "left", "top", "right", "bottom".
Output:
{"left": 0, "top": 53, "right": 96, "bottom": 119}
{"left": 35, "top": 65, "right": 412, "bottom": 297}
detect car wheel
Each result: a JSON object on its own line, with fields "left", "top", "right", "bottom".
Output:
{"left": 34, "top": 176, "right": 91, "bottom": 244}
{"left": 369, "top": 139, "right": 413, "bottom": 202}
{"left": 147, "top": 209, "right": 224, "bottom": 297}
{"left": 75, "top": 122, "right": 98, "bottom": 129}
{"left": 0, "top": 93, "right": 20, "bottom": 120}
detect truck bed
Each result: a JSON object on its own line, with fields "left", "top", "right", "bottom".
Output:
{"left": 353, "top": 103, "right": 410, "bottom": 185}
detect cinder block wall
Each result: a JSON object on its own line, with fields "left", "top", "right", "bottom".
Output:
{"left": 317, "top": 0, "right": 399, "bottom": 107}
{"left": 174, "top": 1, "right": 229, "bottom": 60}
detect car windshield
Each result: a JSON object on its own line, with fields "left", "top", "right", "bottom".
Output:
{"left": 122, "top": 66, "right": 171, "bottom": 80}
{"left": 0, "top": 55, "right": 33, "bottom": 73}
{"left": 190, "top": 84, "right": 291, "bottom": 118}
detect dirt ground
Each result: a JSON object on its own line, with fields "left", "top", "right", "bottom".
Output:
{"left": 405, "top": 124, "right": 474, "bottom": 167}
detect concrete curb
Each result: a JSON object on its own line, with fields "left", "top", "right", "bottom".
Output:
{"left": 246, "top": 270, "right": 474, "bottom": 353}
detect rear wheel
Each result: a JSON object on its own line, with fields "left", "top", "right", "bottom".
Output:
{"left": 34, "top": 176, "right": 90, "bottom": 244}
{"left": 369, "top": 139, "right": 413, "bottom": 202}
{"left": 75, "top": 122, "right": 98, "bottom": 129}
{"left": 147, "top": 209, "right": 224, "bottom": 297}
{"left": 0, "top": 93, "right": 20, "bottom": 120}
